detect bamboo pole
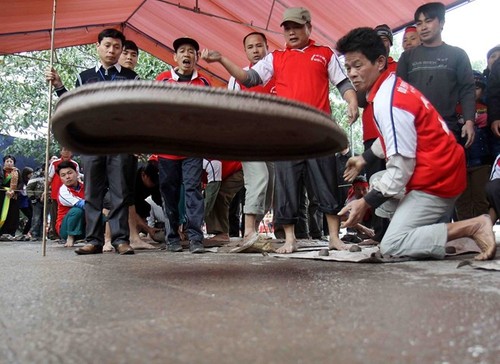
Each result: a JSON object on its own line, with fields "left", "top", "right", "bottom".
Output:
{"left": 42, "top": 0, "right": 58, "bottom": 256}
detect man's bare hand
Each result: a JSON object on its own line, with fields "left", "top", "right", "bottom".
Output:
{"left": 355, "top": 223, "right": 375, "bottom": 238}
{"left": 338, "top": 198, "right": 370, "bottom": 228}
{"left": 200, "top": 49, "right": 222, "bottom": 63}
{"left": 347, "top": 103, "right": 360, "bottom": 125}
{"left": 44, "top": 66, "right": 63, "bottom": 88}
{"left": 461, "top": 120, "right": 475, "bottom": 148}
{"left": 343, "top": 155, "right": 366, "bottom": 182}
{"left": 146, "top": 226, "right": 161, "bottom": 237}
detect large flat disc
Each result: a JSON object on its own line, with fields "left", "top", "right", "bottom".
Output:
{"left": 51, "top": 81, "right": 348, "bottom": 161}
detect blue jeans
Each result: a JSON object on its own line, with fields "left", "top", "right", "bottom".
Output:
{"left": 159, "top": 157, "right": 204, "bottom": 243}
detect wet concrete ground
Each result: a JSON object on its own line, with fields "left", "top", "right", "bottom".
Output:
{"left": 0, "top": 240, "right": 499, "bottom": 364}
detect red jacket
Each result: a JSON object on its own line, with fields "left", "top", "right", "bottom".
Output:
{"left": 362, "top": 57, "right": 398, "bottom": 142}
{"left": 202, "top": 160, "right": 242, "bottom": 184}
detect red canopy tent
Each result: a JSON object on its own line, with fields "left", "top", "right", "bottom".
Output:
{"left": 0, "top": 0, "right": 470, "bottom": 86}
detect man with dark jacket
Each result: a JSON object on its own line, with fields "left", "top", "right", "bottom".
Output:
{"left": 46, "top": 28, "right": 139, "bottom": 255}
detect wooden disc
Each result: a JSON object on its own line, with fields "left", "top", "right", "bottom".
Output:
{"left": 51, "top": 81, "right": 348, "bottom": 161}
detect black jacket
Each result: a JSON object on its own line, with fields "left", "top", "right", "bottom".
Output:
{"left": 487, "top": 59, "right": 500, "bottom": 126}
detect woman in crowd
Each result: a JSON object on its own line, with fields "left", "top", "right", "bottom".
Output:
{"left": 0, "top": 155, "right": 21, "bottom": 238}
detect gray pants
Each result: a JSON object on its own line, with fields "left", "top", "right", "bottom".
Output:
{"left": 380, "top": 190, "right": 457, "bottom": 259}
{"left": 82, "top": 154, "right": 130, "bottom": 246}
{"left": 242, "top": 161, "right": 274, "bottom": 217}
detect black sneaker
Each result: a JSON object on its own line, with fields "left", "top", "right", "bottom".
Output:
{"left": 166, "top": 242, "right": 183, "bottom": 252}
{"left": 189, "top": 240, "right": 205, "bottom": 254}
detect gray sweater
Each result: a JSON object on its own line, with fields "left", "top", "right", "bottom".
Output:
{"left": 397, "top": 43, "right": 475, "bottom": 134}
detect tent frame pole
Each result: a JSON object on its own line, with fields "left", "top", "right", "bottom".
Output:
{"left": 42, "top": 0, "right": 58, "bottom": 256}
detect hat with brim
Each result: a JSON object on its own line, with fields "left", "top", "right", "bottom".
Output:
{"left": 173, "top": 37, "right": 199, "bottom": 52}
{"left": 375, "top": 24, "right": 393, "bottom": 45}
{"left": 280, "top": 7, "right": 311, "bottom": 26}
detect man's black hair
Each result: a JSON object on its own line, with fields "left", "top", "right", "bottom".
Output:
{"left": 142, "top": 161, "right": 159, "bottom": 186}
{"left": 414, "top": 2, "right": 446, "bottom": 23}
{"left": 243, "top": 32, "right": 268, "bottom": 47}
{"left": 336, "top": 27, "right": 387, "bottom": 64}
{"left": 56, "top": 160, "right": 77, "bottom": 175}
{"left": 98, "top": 28, "right": 126, "bottom": 45}
{"left": 123, "top": 40, "right": 139, "bottom": 54}
{"left": 21, "top": 167, "right": 34, "bottom": 184}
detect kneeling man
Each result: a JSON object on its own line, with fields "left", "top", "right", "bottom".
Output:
{"left": 336, "top": 27, "right": 496, "bottom": 260}
{"left": 57, "top": 161, "right": 85, "bottom": 247}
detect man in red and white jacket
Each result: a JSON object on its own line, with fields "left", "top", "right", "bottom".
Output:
{"left": 336, "top": 27, "right": 496, "bottom": 261}
{"left": 156, "top": 36, "right": 209, "bottom": 254}
{"left": 56, "top": 161, "right": 85, "bottom": 248}
{"left": 202, "top": 7, "right": 359, "bottom": 254}
{"left": 47, "top": 147, "right": 80, "bottom": 239}
{"left": 355, "top": 24, "right": 398, "bottom": 244}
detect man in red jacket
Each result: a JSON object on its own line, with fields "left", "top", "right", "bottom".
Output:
{"left": 336, "top": 27, "right": 496, "bottom": 261}
{"left": 47, "top": 147, "right": 80, "bottom": 239}
{"left": 56, "top": 161, "right": 85, "bottom": 248}
{"left": 202, "top": 8, "right": 358, "bottom": 254}
{"left": 156, "top": 37, "right": 209, "bottom": 254}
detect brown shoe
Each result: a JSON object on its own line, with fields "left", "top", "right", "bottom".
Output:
{"left": 75, "top": 244, "right": 103, "bottom": 255}
{"left": 116, "top": 243, "right": 135, "bottom": 255}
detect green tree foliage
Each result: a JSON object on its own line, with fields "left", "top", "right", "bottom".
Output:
{"left": 135, "top": 52, "right": 171, "bottom": 80}
{"left": 0, "top": 45, "right": 169, "bottom": 163}
{"left": 471, "top": 59, "right": 486, "bottom": 73}
{"left": 329, "top": 86, "right": 363, "bottom": 155}
{"left": 1, "top": 53, "right": 50, "bottom": 137}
